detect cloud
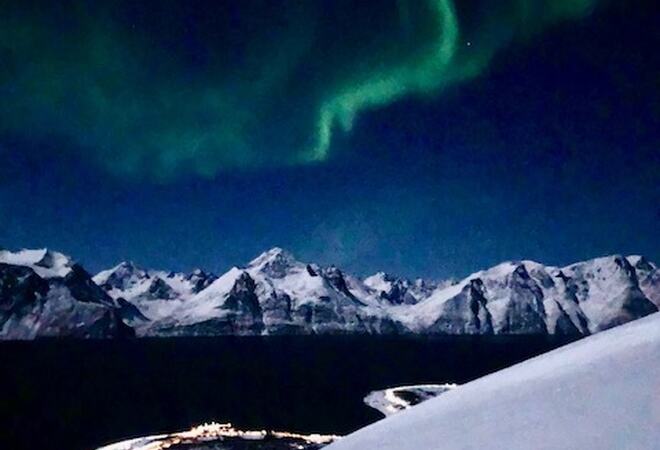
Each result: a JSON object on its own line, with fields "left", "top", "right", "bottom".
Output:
{"left": 0, "top": 0, "right": 598, "bottom": 179}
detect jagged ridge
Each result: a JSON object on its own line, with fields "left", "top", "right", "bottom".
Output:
{"left": 0, "top": 247, "right": 658, "bottom": 338}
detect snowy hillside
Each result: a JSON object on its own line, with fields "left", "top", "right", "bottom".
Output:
{"left": 1, "top": 246, "right": 658, "bottom": 338}
{"left": 327, "top": 312, "right": 660, "bottom": 450}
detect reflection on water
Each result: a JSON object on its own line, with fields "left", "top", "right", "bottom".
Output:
{"left": 96, "top": 422, "right": 340, "bottom": 450}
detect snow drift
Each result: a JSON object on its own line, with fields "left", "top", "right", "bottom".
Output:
{"left": 326, "top": 312, "right": 660, "bottom": 450}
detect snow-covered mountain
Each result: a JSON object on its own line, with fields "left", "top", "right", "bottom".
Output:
{"left": 92, "top": 248, "right": 660, "bottom": 337}
{"left": 94, "top": 262, "right": 217, "bottom": 301}
{"left": 92, "top": 261, "right": 216, "bottom": 327}
{"left": 393, "top": 255, "right": 657, "bottom": 335}
{"left": 327, "top": 311, "right": 660, "bottom": 450}
{"left": 628, "top": 255, "right": 660, "bottom": 308}
{"left": 0, "top": 249, "right": 133, "bottom": 339}
{"left": 363, "top": 272, "right": 439, "bottom": 305}
{"left": 138, "top": 248, "right": 402, "bottom": 336}
{"left": 1, "top": 247, "right": 658, "bottom": 338}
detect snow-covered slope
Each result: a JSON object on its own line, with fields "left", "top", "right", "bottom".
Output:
{"left": 327, "top": 312, "right": 660, "bottom": 450}
{"left": 0, "top": 249, "right": 133, "bottom": 339}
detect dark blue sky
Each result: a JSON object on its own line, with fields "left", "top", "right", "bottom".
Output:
{"left": 0, "top": 0, "right": 658, "bottom": 279}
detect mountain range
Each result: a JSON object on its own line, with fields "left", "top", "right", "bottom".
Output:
{"left": 0, "top": 247, "right": 657, "bottom": 339}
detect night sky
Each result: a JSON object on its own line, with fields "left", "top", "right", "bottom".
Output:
{"left": 0, "top": 0, "right": 658, "bottom": 279}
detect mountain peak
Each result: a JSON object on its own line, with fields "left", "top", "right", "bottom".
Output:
{"left": 93, "top": 260, "right": 150, "bottom": 290}
{"left": 0, "top": 248, "right": 74, "bottom": 278}
{"left": 190, "top": 268, "right": 206, "bottom": 276}
{"left": 367, "top": 271, "right": 393, "bottom": 281}
{"left": 247, "top": 247, "right": 300, "bottom": 278}
{"left": 563, "top": 254, "right": 636, "bottom": 278}
{"left": 115, "top": 261, "right": 142, "bottom": 272}
{"left": 363, "top": 272, "right": 395, "bottom": 291}
{"left": 252, "top": 246, "right": 292, "bottom": 260}
{"left": 627, "top": 255, "right": 655, "bottom": 272}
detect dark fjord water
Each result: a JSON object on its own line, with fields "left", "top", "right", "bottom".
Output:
{"left": 0, "top": 336, "right": 575, "bottom": 450}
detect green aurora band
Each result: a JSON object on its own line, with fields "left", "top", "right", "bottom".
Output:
{"left": 0, "top": 0, "right": 599, "bottom": 178}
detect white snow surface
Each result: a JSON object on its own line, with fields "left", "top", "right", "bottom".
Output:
{"left": 172, "top": 267, "right": 244, "bottom": 325}
{"left": 363, "top": 272, "right": 394, "bottom": 295}
{"left": 327, "top": 312, "right": 660, "bottom": 450}
{"left": 0, "top": 248, "right": 74, "bottom": 278}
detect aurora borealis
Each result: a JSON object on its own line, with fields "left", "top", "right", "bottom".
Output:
{"left": 0, "top": 0, "right": 658, "bottom": 279}
{"left": 2, "top": 0, "right": 599, "bottom": 178}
